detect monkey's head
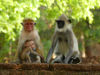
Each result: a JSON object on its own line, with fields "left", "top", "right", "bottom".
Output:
{"left": 24, "top": 40, "right": 36, "bottom": 50}
{"left": 55, "top": 14, "right": 71, "bottom": 32}
{"left": 21, "top": 18, "right": 36, "bottom": 32}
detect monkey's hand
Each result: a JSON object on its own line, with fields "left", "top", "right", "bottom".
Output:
{"left": 31, "top": 51, "right": 45, "bottom": 63}
{"left": 20, "top": 47, "right": 31, "bottom": 59}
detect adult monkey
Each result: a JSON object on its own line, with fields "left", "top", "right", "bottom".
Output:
{"left": 17, "top": 18, "right": 44, "bottom": 63}
{"left": 46, "top": 14, "right": 81, "bottom": 64}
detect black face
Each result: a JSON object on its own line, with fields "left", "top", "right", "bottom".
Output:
{"left": 56, "top": 20, "right": 65, "bottom": 28}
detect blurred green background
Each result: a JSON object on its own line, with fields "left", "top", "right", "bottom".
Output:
{"left": 0, "top": 0, "right": 100, "bottom": 63}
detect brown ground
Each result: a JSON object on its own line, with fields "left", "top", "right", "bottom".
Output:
{"left": 81, "top": 56, "right": 100, "bottom": 64}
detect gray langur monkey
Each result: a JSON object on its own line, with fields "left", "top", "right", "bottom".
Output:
{"left": 46, "top": 14, "right": 81, "bottom": 64}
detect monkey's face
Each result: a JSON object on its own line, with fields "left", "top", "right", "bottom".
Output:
{"left": 24, "top": 40, "right": 36, "bottom": 49}
{"left": 55, "top": 14, "right": 72, "bottom": 32}
{"left": 56, "top": 20, "right": 68, "bottom": 32}
{"left": 56, "top": 20, "right": 65, "bottom": 29}
{"left": 56, "top": 19, "right": 71, "bottom": 29}
{"left": 23, "top": 20, "right": 36, "bottom": 32}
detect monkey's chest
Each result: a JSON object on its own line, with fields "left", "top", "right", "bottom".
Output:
{"left": 57, "top": 37, "right": 69, "bottom": 54}
{"left": 22, "top": 32, "right": 35, "bottom": 40}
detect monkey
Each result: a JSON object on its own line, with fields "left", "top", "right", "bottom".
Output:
{"left": 17, "top": 18, "right": 44, "bottom": 63}
{"left": 20, "top": 40, "right": 44, "bottom": 63}
{"left": 46, "top": 14, "right": 81, "bottom": 64}
{"left": 20, "top": 47, "right": 41, "bottom": 63}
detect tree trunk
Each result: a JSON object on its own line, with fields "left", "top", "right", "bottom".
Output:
{"left": 80, "top": 33, "right": 86, "bottom": 58}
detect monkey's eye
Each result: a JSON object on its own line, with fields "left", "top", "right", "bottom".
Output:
{"left": 68, "top": 19, "right": 71, "bottom": 23}
{"left": 23, "top": 22, "right": 36, "bottom": 26}
{"left": 21, "top": 23, "right": 23, "bottom": 25}
{"left": 56, "top": 20, "right": 65, "bottom": 25}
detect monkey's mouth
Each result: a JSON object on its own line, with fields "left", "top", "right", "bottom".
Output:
{"left": 58, "top": 24, "right": 64, "bottom": 28}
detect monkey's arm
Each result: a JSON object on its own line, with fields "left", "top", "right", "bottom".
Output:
{"left": 16, "top": 30, "right": 26, "bottom": 57}
{"left": 20, "top": 47, "right": 34, "bottom": 63}
{"left": 20, "top": 47, "right": 30, "bottom": 60}
{"left": 34, "top": 30, "right": 44, "bottom": 57}
{"left": 46, "top": 33, "right": 58, "bottom": 63}
{"left": 65, "top": 29, "right": 80, "bottom": 63}
{"left": 15, "top": 34, "right": 24, "bottom": 61}
{"left": 30, "top": 47, "right": 45, "bottom": 63}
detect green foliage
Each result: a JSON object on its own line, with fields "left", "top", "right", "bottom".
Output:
{"left": 0, "top": 0, "right": 41, "bottom": 62}
{"left": 0, "top": 0, "right": 40, "bottom": 41}
{"left": 0, "top": 0, "right": 100, "bottom": 62}
{"left": 40, "top": 0, "right": 100, "bottom": 23}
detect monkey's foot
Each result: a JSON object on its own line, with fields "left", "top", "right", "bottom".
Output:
{"left": 51, "top": 59, "right": 63, "bottom": 63}
{"left": 68, "top": 56, "right": 81, "bottom": 64}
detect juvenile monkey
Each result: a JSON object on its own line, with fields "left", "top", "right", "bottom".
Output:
{"left": 46, "top": 14, "right": 81, "bottom": 64}
{"left": 17, "top": 18, "right": 44, "bottom": 63}
{"left": 20, "top": 40, "right": 44, "bottom": 63}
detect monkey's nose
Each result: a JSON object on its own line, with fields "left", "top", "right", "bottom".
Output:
{"left": 58, "top": 24, "right": 64, "bottom": 28}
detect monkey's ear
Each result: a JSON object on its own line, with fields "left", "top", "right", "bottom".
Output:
{"left": 55, "top": 20, "right": 59, "bottom": 22}
{"left": 34, "top": 23, "right": 36, "bottom": 25}
{"left": 21, "top": 23, "right": 23, "bottom": 25}
{"left": 68, "top": 19, "right": 71, "bottom": 23}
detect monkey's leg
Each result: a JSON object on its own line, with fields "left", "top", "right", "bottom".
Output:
{"left": 35, "top": 56, "right": 41, "bottom": 63}
{"left": 64, "top": 29, "right": 81, "bottom": 64}
{"left": 51, "top": 55, "right": 64, "bottom": 63}
{"left": 51, "top": 51, "right": 65, "bottom": 63}
{"left": 69, "top": 52, "right": 81, "bottom": 64}
{"left": 26, "top": 54, "right": 32, "bottom": 63}
{"left": 64, "top": 50, "right": 74, "bottom": 64}
{"left": 46, "top": 39, "right": 58, "bottom": 63}
{"left": 64, "top": 51, "right": 81, "bottom": 64}
{"left": 68, "top": 55, "right": 81, "bottom": 64}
